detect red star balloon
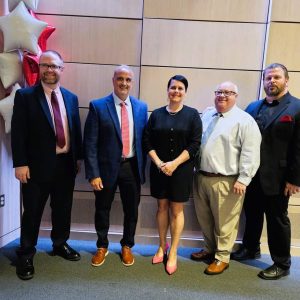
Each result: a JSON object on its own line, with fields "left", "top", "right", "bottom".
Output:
{"left": 29, "top": 10, "right": 56, "bottom": 51}
{"left": 23, "top": 50, "right": 40, "bottom": 86}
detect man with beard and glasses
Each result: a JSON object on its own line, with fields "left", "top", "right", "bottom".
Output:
{"left": 232, "top": 63, "right": 300, "bottom": 280}
{"left": 11, "top": 50, "right": 83, "bottom": 280}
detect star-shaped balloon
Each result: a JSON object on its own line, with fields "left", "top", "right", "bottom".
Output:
{"left": 0, "top": 83, "right": 21, "bottom": 133}
{"left": 30, "top": 10, "right": 56, "bottom": 51}
{"left": 23, "top": 50, "right": 40, "bottom": 86}
{"left": 0, "top": 51, "right": 22, "bottom": 89}
{"left": 0, "top": 1, "right": 47, "bottom": 54}
{"left": 9, "top": 0, "right": 40, "bottom": 12}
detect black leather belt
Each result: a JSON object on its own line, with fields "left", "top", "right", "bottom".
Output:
{"left": 121, "top": 156, "right": 135, "bottom": 163}
{"left": 200, "top": 171, "right": 237, "bottom": 177}
{"left": 56, "top": 152, "right": 70, "bottom": 159}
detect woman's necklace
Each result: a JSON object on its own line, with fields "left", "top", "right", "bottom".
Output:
{"left": 166, "top": 105, "right": 183, "bottom": 115}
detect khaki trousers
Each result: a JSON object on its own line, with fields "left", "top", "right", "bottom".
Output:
{"left": 193, "top": 174, "right": 245, "bottom": 263}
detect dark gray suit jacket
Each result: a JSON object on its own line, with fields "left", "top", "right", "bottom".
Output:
{"left": 246, "top": 92, "right": 300, "bottom": 195}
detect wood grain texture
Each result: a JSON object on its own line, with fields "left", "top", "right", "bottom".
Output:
{"left": 37, "top": 0, "right": 143, "bottom": 19}
{"left": 142, "top": 19, "right": 266, "bottom": 69}
{"left": 144, "top": 0, "right": 269, "bottom": 22}
{"left": 140, "top": 66, "right": 261, "bottom": 112}
{"left": 38, "top": 15, "right": 142, "bottom": 65}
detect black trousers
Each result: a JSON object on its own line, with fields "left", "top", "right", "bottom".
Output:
{"left": 242, "top": 174, "right": 291, "bottom": 269}
{"left": 17, "top": 153, "right": 75, "bottom": 259}
{"left": 94, "top": 157, "right": 141, "bottom": 248}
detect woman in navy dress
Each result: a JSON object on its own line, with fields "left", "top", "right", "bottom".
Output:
{"left": 143, "top": 75, "right": 202, "bottom": 274}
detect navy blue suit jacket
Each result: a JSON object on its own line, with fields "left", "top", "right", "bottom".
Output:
{"left": 11, "top": 83, "right": 83, "bottom": 182}
{"left": 84, "top": 94, "right": 148, "bottom": 187}
{"left": 246, "top": 92, "right": 300, "bottom": 195}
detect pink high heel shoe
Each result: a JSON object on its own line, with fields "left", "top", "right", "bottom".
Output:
{"left": 152, "top": 243, "right": 169, "bottom": 264}
{"left": 166, "top": 258, "right": 177, "bottom": 275}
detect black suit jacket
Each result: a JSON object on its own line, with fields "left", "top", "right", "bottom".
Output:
{"left": 246, "top": 92, "right": 300, "bottom": 195}
{"left": 11, "top": 83, "right": 83, "bottom": 182}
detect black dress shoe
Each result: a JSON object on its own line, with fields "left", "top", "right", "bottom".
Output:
{"left": 53, "top": 243, "right": 81, "bottom": 261}
{"left": 231, "top": 245, "right": 261, "bottom": 261}
{"left": 16, "top": 258, "right": 34, "bottom": 280}
{"left": 258, "top": 264, "right": 290, "bottom": 280}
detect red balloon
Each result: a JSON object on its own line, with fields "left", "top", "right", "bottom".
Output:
{"left": 23, "top": 51, "right": 40, "bottom": 86}
{"left": 39, "top": 25, "right": 56, "bottom": 51}
{"left": 29, "top": 10, "right": 56, "bottom": 51}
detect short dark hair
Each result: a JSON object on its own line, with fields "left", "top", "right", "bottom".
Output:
{"left": 167, "top": 75, "right": 188, "bottom": 91}
{"left": 263, "top": 63, "right": 289, "bottom": 80}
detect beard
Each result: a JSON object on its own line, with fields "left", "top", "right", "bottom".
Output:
{"left": 265, "top": 85, "right": 284, "bottom": 97}
{"left": 40, "top": 73, "right": 59, "bottom": 85}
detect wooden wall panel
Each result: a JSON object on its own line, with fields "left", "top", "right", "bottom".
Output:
{"left": 144, "top": 0, "right": 269, "bottom": 22}
{"left": 37, "top": 0, "right": 143, "bottom": 19}
{"left": 140, "top": 66, "right": 261, "bottom": 112}
{"left": 60, "top": 63, "right": 140, "bottom": 108}
{"left": 142, "top": 19, "right": 266, "bottom": 70}
{"left": 271, "top": 0, "right": 300, "bottom": 22}
{"left": 38, "top": 15, "right": 142, "bottom": 65}
{"left": 266, "top": 23, "right": 300, "bottom": 71}
{"left": 0, "top": 118, "right": 20, "bottom": 247}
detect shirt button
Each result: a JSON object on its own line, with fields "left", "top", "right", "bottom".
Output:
{"left": 171, "top": 149, "right": 174, "bottom": 152}
{"left": 170, "top": 139, "right": 173, "bottom": 141}
{"left": 170, "top": 128, "right": 173, "bottom": 131}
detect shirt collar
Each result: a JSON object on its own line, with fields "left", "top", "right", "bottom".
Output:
{"left": 41, "top": 82, "right": 60, "bottom": 95}
{"left": 113, "top": 92, "right": 130, "bottom": 106}
{"left": 216, "top": 104, "right": 237, "bottom": 118}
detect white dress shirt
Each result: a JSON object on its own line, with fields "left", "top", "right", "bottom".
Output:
{"left": 200, "top": 105, "right": 261, "bottom": 186}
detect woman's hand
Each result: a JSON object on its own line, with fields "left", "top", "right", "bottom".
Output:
{"left": 161, "top": 161, "right": 178, "bottom": 176}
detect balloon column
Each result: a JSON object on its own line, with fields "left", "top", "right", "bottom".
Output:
{"left": 0, "top": 0, "right": 56, "bottom": 133}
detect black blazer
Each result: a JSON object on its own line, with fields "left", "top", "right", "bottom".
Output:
{"left": 11, "top": 83, "right": 83, "bottom": 182}
{"left": 246, "top": 92, "right": 300, "bottom": 195}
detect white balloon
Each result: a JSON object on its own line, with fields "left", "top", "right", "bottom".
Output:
{"left": 0, "top": 83, "right": 21, "bottom": 134}
{"left": 0, "top": 51, "right": 22, "bottom": 89}
{"left": 0, "top": 1, "right": 47, "bottom": 54}
{"left": 9, "top": 0, "right": 40, "bottom": 11}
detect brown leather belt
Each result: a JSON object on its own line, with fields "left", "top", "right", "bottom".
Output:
{"left": 199, "top": 171, "right": 237, "bottom": 177}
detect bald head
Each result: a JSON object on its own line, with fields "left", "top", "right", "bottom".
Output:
{"left": 214, "top": 81, "right": 238, "bottom": 113}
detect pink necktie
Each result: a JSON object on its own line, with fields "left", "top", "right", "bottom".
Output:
{"left": 51, "top": 90, "right": 66, "bottom": 148}
{"left": 120, "top": 102, "right": 130, "bottom": 157}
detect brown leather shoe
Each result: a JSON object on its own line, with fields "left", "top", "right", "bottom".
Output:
{"left": 191, "top": 249, "right": 214, "bottom": 261}
{"left": 91, "top": 248, "right": 109, "bottom": 267}
{"left": 204, "top": 259, "right": 229, "bottom": 275}
{"left": 121, "top": 246, "right": 134, "bottom": 266}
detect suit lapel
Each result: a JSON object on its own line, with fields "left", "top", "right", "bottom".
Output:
{"left": 36, "top": 84, "right": 55, "bottom": 132}
{"left": 106, "top": 94, "right": 122, "bottom": 141}
{"left": 61, "top": 87, "right": 73, "bottom": 133}
{"left": 130, "top": 97, "right": 139, "bottom": 140}
{"left": 251, "top": 100, "right": 264, "bottom": 118}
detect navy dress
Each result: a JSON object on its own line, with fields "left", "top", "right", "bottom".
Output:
{"left": 143, "top": 105, "right": 202, "bottom": 202}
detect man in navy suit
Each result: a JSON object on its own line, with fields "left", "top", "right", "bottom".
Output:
{"left": 84, "top": 65, "right": 148, "bottom": 267}
{"left": 232, "top": 63, "right": 300, "bottom": 279}
{"left": 11, "top": 50, "right": 83, "bottom": 280}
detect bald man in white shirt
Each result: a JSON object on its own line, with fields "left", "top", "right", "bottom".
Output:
{"left": 192, "top": 81, "right": 261, "bottom": 275}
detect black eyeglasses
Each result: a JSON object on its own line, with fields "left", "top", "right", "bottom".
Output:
{"left": 214, "top": 90, "right": 237, "bottom": 97}
{"left": 39, "top": 63, "right": 63, "bottom": 70}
